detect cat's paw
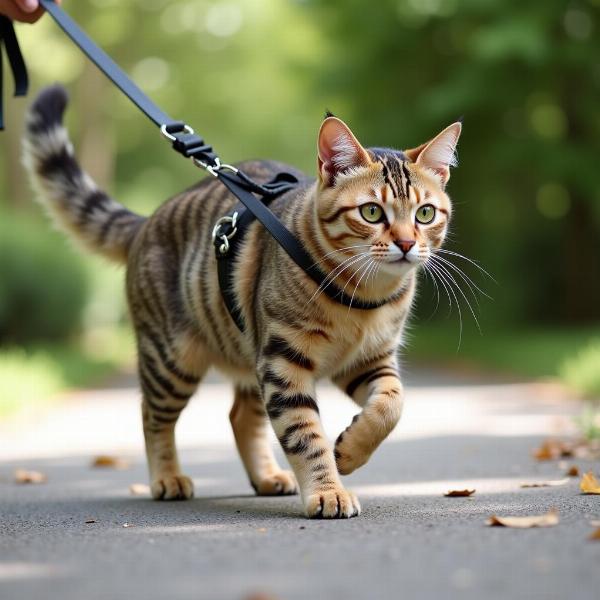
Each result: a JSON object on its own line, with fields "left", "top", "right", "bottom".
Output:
{"left": 334, "top": 431, "right": 371, "bottom": 475}
{"left": 305, "top": 487, "right": 361, "bottom": 519}
{"left": 253, "top": 470, "right": 298, "bottom": 496}
{"left": 151, "top": 475, "right": 194, "bottom": 500}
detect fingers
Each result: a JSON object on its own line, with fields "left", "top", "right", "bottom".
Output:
{"left": 0, "top": 0, "right": 46, "bottom": 23}
{"left": 15, "top": 0, "right": 39, "bottom": 13}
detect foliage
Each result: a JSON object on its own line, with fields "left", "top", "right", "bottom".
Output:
{"left": 0, "top": 214, "right": 89, "bottom": 344}
{"left": 0, "top": 327, "right": 134, "bottom": 418}
{"left": 0, "top": 348, "right": 63, "bottom": 417}
{"left": 575, "top": 404, "right": 600, "bottom": 441}
{"left": 407, "top": 323, "right": 600, "bottom": 379}
{"left": 559, "top": 339, "right": 600, "bottom": 400}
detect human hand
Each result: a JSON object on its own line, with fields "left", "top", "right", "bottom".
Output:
{"left": 0, "top": 0, "right": 61, "bottom": 24}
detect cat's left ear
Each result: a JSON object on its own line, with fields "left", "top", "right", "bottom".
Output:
{"left": 404, "top": 122, "right": 462, "bottom": 188}
{"left": 317, "top": 116, "right": 371, "bottom": 187}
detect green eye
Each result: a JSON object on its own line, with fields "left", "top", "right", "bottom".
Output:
{"left": 415, "top": 204, "right": 436, "bottom": 224}
{"left": 360, "top": 203, "right": 384, "bottom": 223}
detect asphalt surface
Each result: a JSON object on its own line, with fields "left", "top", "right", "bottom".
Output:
{"left": 1, "top": 369, "right": 599, "bottom": 600}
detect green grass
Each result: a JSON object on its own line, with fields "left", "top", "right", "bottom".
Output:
{"left": 0, "top": 327, "right": 134, "bottom": 419}
{"left": 405, "top": 323, "right": 600, "bottom": 380}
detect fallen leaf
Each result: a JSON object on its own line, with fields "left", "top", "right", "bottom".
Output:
{"left": 14, "top": 469, "right": 47, "bottom": 484}
{"left": 91, "top": 455, "right": 130, "bottom": 470}
{"left": 532, "top": 439, "right": 574, "bottom": 461}
{"left": 520, "top": 478, "right": 569, "bottom": 488}
{"left": 589, "top": 528, "right": 600, "bottom": 541}
{"left": 566, "top": 465, "right": 580, "bottom": 477}
{"left": 85, "top": 519, "right": 96, "bottom": 524}
{"left": 487, "top": 509, "right": 559, "bottom": 528}
{"left": 580, "top": 471, "right": 600, "bottom": 494}
{"left": 129, "top": 483, "right": 150, "bottom": 496}
{"left": 444, "top": 489, "right": 476, "bottom": 497}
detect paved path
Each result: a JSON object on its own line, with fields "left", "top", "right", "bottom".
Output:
{"left": 1, "top": 369, "right": 599, "bottom": 600}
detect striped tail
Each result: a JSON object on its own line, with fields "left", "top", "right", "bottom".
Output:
{"left": 22, "top": 84, "right": 145, "bottom": 264}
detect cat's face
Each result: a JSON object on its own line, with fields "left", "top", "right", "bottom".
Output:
{"left": 315, "top": 117, "right": 461, "bottom": 286}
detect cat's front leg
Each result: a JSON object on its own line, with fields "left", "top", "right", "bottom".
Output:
{"left": 258, "top": 338, "right": 360, "bottom": 519}
{"left": 333, "top": 353, "right": 403, "bottom": 475}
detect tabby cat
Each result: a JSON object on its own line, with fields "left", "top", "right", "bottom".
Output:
{"left": 23, "top": 85, "right": 461, "bottom": 519}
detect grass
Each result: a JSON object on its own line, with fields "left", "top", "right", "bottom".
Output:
{"left": 405, "top": 322, "right": 600, "bottom": 380}
{"left": 0, "top": 327, "right": 134, "bottom": 420}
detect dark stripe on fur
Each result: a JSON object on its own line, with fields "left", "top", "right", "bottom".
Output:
{"left": 266, "top": 392, "right": 319, "bottom": 419}
{"left": 262, "top": 336, "right": 314, "bottom": 371}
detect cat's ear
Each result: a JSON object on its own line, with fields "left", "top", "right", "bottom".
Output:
{"left": 317, "top": 116, "right": 371, "bottom": 187}
{"left": 404, "top": 122, "right": 462, "bottom": 187}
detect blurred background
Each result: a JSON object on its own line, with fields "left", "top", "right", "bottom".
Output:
{"left": 0, "top": 0, "right": 598, "bottom": 425}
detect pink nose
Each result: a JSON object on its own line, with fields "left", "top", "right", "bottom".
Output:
{"left": 396, "top": 239, "right": 416, "bottom": 254}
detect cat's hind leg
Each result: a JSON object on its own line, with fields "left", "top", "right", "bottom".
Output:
{"left": 230, "top": 384, "right": 298, "bottom": 496}
{"left": 138, "top": 332, "right": 206, "bottom": 500}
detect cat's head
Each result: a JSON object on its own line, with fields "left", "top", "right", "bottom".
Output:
{"left": 314, "top": 116, "right": 461, "bottom": 291}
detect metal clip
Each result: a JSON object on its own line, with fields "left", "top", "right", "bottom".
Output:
{"left": 160, "top": 123, "right": 194, "bottom": 142}
{"left": 161, "top": 123, "right": 240, "bottom": 178}
{"left": 212, "top": 212, "right": 239, "bottom": 255}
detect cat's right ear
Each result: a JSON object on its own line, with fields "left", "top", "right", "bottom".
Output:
{"left": 317, "top": 117, "right": 371, "bottom": 187}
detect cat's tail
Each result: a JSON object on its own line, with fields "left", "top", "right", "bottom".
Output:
{"left": 22, "top": 84, "right": 146, "bottom": 264}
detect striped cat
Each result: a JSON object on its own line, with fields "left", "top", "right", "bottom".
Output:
{"left": 23, "top": 85, "right": 461, "bottom": 519}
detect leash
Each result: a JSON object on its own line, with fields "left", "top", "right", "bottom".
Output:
{"left": 4, "top": 1, "right": 396, "bottom": 330}
{"left": 0, "top": 15, "right": 28, "bottom": 130}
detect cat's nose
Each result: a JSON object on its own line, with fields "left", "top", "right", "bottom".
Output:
{"left": 395, "top": 239, "right": 416, "bottom": 254}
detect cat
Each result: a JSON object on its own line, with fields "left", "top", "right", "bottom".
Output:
{"left": 23, "top": 84, "right": 461, "bottom": 519}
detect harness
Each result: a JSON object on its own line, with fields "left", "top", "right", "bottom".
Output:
{"left": 1, "top": 1, "right": 395, "bottom": 330}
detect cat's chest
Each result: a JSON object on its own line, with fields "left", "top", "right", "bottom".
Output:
{"left": 315, "top": 307, "right": 406, "bottom": 374}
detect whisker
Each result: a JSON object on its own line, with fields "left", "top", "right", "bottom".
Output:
{"left": 427, "top": 260, "right": 463, "bottom": 348}
{"left": 421, "top": 263, "right": 441, "bottom": 317}
{"left": 348, "top": 259, "right": 376, "bottom": 313}
{"left": 307, "top": 252, "right": 371, "bottom": 305}
{"left": 429, "top": 254, "right": 491, "bottom": 303}
{"left": 436, "top": 249, "right": 496, "bottom": 282}
{"left": 425, "top": 260, "right": 455, "bottom": 319}
{"left": 310, "top": 244, "right": 372, "bottom": 268}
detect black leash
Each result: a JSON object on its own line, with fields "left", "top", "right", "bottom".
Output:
{"left": 4, "top": 1, "right": 396, "bottom": 330}
{"left": 0, "top": 15, "right": 28, "bottom": 130}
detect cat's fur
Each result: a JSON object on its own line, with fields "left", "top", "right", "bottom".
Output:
{"left": 23, "top": 85, "right": 460, "bottom": 518}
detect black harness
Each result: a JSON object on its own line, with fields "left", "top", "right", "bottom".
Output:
{"left": 2, "top": 1, "right": 395, "bottom": 330}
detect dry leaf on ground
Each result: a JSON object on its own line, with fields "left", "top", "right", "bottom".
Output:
{"left": 566, "top": 465, "right": 580, "bottom": 477}
{"left": 129, "top": 483, "right": 151, "bottom": 496}
{"left": 14, "top": 469, "right": 47, "bottom": 484}
{"left": 487, "top": 509, "right": 559, "bottom": 528}
{"left": 589, "top": 528, "right": 600, "bottom": 541}
{"left": 444, "top": 489, "right": 476, "bottom": 497}
{"left": 580, "top": 471, "right": 600, "bottom": 494}
{"left": 520, "top": 478, "right": 569, "bottom": 488}
{"left": 91, "top": 455, "right": 130, "bottom": 470}
{"left": 532, "top": 439, "right": 573, "bottom": 461}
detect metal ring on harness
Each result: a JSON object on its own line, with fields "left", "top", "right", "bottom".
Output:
{"left": 212, "top": 212, "right": 239, "bottom": 255}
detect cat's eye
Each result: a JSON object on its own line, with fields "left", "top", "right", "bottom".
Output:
{"left": 360, "top": 203, "right": 385, "bottom": 224}
{"left": 415, "top": 204, "right": 436, "bottom": 224}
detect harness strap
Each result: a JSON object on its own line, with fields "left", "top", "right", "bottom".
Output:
{"left": 214, "top": 172, "right": 398, "bottom": 330}
{"left": 0, "top": 15, "right": 28, "bottom": 130}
